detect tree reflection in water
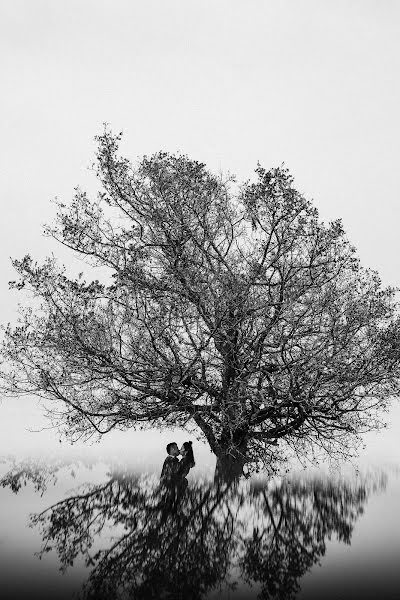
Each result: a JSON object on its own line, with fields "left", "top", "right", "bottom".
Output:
{"left": 1, "top": 460, "right": 386, "bottom": 600}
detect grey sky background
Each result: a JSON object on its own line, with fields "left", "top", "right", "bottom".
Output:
{"left": 1, "top": 0, "right": 400, "bottom": 465}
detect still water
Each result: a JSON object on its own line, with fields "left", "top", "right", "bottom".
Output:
{"left": 0, "top": 454, "right": 399, "bottom": 600}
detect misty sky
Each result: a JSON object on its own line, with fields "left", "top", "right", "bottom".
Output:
{"left": 1, "top": 0, "right": 400, "bottom": 462}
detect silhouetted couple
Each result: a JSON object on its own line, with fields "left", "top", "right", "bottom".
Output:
{"left": 160, "top": 441, "right": 195, "bottom": 483}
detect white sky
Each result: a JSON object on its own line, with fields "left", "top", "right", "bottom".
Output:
{"left": 1, "top": 0, "right": 400, "bottom": 461}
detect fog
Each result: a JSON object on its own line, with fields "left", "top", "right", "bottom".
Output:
{"left": 1, "top": 395, "right": 399, "bottom": 474}
{"left": 1, "top": 0, "right": 400, "bottom": 470}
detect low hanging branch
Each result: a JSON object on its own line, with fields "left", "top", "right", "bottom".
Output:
{"left": 2, "top": 127, "right": 400, "bottom": 470}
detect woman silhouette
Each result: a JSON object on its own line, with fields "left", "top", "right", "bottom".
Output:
{"left": 178, "top": 441, "right": 195, "bottom": 478}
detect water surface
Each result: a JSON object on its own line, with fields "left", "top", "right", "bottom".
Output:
{"left": 0, "top": 456, "right": 399, "bottom": 600}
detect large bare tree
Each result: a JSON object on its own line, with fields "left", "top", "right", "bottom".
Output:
{"left": 2, "top": 129, "right": 400, "bottom": 473}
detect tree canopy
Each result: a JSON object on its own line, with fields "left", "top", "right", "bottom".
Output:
{"left": 2, "top": 129, "right": 400, "bottom": 471}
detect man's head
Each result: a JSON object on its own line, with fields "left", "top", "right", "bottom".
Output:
{"left": 166, "top": 442, "right": 179, "bottom": 457}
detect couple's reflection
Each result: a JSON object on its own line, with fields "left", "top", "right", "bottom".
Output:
{"left": 0, "top": 457, "right": 386, "bottom": 600}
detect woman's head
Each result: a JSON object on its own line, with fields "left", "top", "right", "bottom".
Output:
{"left": 180, "top": 441, "right": 195, "bottom": 466}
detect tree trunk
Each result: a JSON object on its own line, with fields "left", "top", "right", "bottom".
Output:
{"left": 214, "top": 453, "right": 246, "bottom": 483}
{"left": 213, "top": 430, "right": 249, "bottom": 483}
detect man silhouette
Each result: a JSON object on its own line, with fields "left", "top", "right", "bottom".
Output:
{"left": 160, "top": 442, "right": 180, "bottom": 481}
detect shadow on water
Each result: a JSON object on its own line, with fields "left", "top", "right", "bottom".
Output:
{"left": 0, "top": 457, "right": 391, "bottom": 600}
